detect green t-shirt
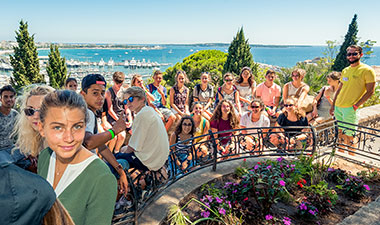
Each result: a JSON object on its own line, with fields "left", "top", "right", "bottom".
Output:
{"left": 38, "top": 148, "right": 117, "bottom": 225}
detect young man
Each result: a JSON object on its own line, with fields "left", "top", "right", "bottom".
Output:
{"left": 0, "top": 85, "right": 18, "bottom": 150}
{"left": 330, "top": 45, "right": 376, "bottom": 154}
{"left": 105, "top": 71, "right": 128, "bottom": 153}
{"left": 255, "top": 69, "right": 281, "bottom": 118}
{"left": 80, "top": 74, "right": 129, "bottom": 193}
{"left": 146, "top": 70, "right": 176, "bottom": 132}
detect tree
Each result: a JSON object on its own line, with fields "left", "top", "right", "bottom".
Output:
{"left": 332, "top": 14, "right": 358, "bottom": 72}
{"left": 164, "top": 50, "right": 227, "bottom": 88}
{"left": 223, "top": 27, "right": 258, "bottom": 76}
{"left": 47, "top": 44, "right": 68, "bottom": 88}
{"left": 322, "top": 40, "right": 339, "bottom": 67}
{"left": 10, "top": 20, "right": 44, "bottom": 89}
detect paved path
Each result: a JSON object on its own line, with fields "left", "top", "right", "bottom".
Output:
{"left": 337, "top": 195, "right": 380, "bottom": 225}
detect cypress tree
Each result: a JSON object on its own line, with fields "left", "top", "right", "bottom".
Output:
{"left": 47, "top": 44, "right": 68, "bottom": 89}
{"left": 10, "top": 20, "right": 44, "bottom": 89}
{"left": 223, "top": 27, "right": 257, "bottom": 76}
{"left": 332, "top": 14, "right": 358, "bottom": 72}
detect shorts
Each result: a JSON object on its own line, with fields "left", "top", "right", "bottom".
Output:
{"left": 158, "top": 107, "right": 174, "bottom": 121}
{"left": 334, "top": 106, "right": 357, "bottom": 136}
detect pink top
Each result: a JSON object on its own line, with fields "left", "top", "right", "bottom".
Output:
{"left": 255, "top": 82, "right": 281, "bottom": 107}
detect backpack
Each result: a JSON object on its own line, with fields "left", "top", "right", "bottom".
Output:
{"left": 214, "top": 86, "right": 237, "bottom": 107}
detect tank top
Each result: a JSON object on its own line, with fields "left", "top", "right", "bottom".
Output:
{"left": 193, "top": 117, "right": 207, "bottom": 143}
{"left": 106, "top": 87, "right": 124, "bottom": 124}
{"left": 175, "top": 135, "right": 193, "bottom": 162}
{"left": 173, "top": 85, "right": 188, "bottom": 113}
{"left": 235, "top": 84, "right": 253, "bottom": 113}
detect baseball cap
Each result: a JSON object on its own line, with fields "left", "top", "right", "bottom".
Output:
{"left": 0, "top": 162, "right": 56, "bottom": 225}
{"left": 81, "top": 74, "right": 107, "bottom": 90}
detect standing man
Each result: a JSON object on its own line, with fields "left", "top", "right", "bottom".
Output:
{"left": 147, "top": 70, "right": 176, "bottom": 132}
{"left": 330, "top": 45, "right": 376, "bottom": 154}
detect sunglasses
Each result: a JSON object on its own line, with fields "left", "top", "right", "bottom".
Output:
{"left": 24, "top": 108, "right": 40, "bottom": 116}
{"left": 346, "top": 52, "right": 359, "bottom": 57}
{"left": 122, "top": 96, "right": 138, "bottom": 105}
{"left": 251, "top": 105, "right": 260, "bottom": 109}
{"left": 183, "top": 123, "right": 192, "bottom": 127}
{"left": 291, "top": 74, "right": 300, "bottom": 78}
{"left": 284, "top": 104, "right": 294, "bottom": 107}
{"left": 225, "top": 79, "right": 233, "bottom": 82}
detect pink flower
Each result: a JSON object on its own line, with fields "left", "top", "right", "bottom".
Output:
{"left": 219, "top": 207, "right": 226, "bottom": 215}
{"left": 243, "top": 197, "right": 248, "bottom": 201}
{"left": 265, "top": 214, "right": 273, "bottom": 220}
{"left": 363, "top": 184, "right": 370, "bottom": 191}
{"left": 201, "top": 211, "right": 210, "bottom": 218}
{"left": 254, "top": 165, "right": 259, "bottom": 170}
{"left": 277, "top": 157, "right": 284, "bottom": 162}
{"left": 281, "top": 173, "right": 285, "bottom": 178}
{"left": 216, "top": 197, "right": 223, "bottom": 203}
{"left": 279, "top": 180, "right": 286, "bottom": 186}
{"left": 283, "top": 217, "right": 292, "bottom": 225}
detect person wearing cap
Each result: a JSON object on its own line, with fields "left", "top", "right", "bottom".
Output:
{"left": 105, "top": 71, "right": 129, "bottom": 153}
{"left": 0, "top": 159, "right": 74, "bottom": 225}
{"left": 81, "top": 74, "right": 129, "bottom": 195}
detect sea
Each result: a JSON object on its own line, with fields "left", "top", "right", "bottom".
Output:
{"left": 35, "top": 45, "right": 380, "bottom": 77}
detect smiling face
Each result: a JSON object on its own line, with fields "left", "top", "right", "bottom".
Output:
{"left": 250, "top": 101, "right": 262, "bottom": 114}
{"left": 133, "top": 77, "right": 144, "bottom": 88}
{"left": 221, "top": 101, "right": 231, "bottom": 115}
{"left": 224, "top": 75, "right": 234, "bottom": 86}
{"left": 39, "top": 107, "right": 86, "bottom": 162}
{"left": 192, "top": 103, "right": 203, "bottom": 116}
{"left": 65, "top": 80, "right": 78, "bottom": 91}
{"left": 181, "top": 119, "right": 193, "bottom": 134}
{"left": 26, "top": 95, "right": 45, "bottom": 131}
{"left": 346, "top": 47, "right": 362, "bottom": 64}
{"left": 265, "top": 72, "right": 276, "bottom": 82}
{"left": 201, "top": 73, "right": 209, "bottom": 84}
{"left": 241, "top": 69, "right": 251, "bottom": 80}
{"left": 177, "top": 73, "right": 185, "bottom": 85}
{"left": 284, "top": 99, "right": 295, "bottom": 113}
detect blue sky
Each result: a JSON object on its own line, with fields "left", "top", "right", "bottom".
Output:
{"left": 1, "top": 0, "right": 379, "bottom": 45}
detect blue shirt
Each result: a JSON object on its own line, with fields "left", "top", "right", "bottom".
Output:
{"left": 147, "top": 83, "right": 168, "bottom": 108}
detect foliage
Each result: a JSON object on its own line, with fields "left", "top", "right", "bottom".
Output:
{"left": 356, "top": 168, "right": 380, "bottom": 182}
{"left": 362, "top": 84, "right": 380, "bottom": 108}
{"left": 322, "top": 40, "right": 339, "bottom": 67}
{"left": 223, "top": 27, "right": 258, "bottom": 77}
{"left": 332, "top": 14, "right": 358, "bottom": 72}
{"left": 359, "top": 40, "right": 377, "bottom": 62}
{"left": 336, "top": 175, "right": 370, "bottom": 198}
{"left": 47, "top": 44, "right": 68, "bottom": 89}
{"left": 264, "top": 215, "right": 292, "bottom": 225}
{"left": 304, "top": 181, "right": 338, "bottom": 214}
{"left": 326, "top": 167, "right": 348, "bottom": 184}
{"left": 10, "top": 20, "right": 44, "bottom": 89}
{"left": 297, "top": 201, "right": 319, "bottom": 219}
{"left": 164, "top": 50, "right": 227, "bottom": 88}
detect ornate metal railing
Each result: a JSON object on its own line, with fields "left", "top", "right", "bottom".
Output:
{"left": 112, "top": 119, "right": 380, "bottom": 224}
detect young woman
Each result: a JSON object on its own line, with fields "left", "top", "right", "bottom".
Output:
{"left": 215, "top": 73, "right": 242, "bottom": 117}
{"left": 191, "top": 103, "right": 210, "bottom": 158}
{"left": 270, "top": 97, "right": 310, "bottom": 150}
{"left": 240, "top": 99, "right": 270, "bottom": 152}
{"left": 309, "top": 71, "right": 341, "bottom": 125}
{"left": 210, "top": 100, "right": 240, "bottom": 155}
{"left": 37, "top": 90, "right": 117, "bottom": 225}
{"left": 170, "top": 70, "right": 190, "bottom": 120}
{"left": 64, "top": 78, "right": 78, "bottom": 91}
{"left": 192, "top": 72, "right": 214, "bottom": 119}
{"left": 169, "top": 116, "right": 196, "bottom": 172}
{"left": 235, "top": 67, "right": 256, "bottom": 113}
{"left": 282, "top": 68, "right": 310, "bottom": 108}
{"left": 13, "top": 85, "right": 55, "bottom": 158}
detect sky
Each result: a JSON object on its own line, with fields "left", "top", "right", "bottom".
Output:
{"left": 1, "top": 0, "right": 379, "bottom": 45}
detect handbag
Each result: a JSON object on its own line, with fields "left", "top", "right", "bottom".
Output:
{"left": 291, "top": 84, "right": 314, "bottom": 113}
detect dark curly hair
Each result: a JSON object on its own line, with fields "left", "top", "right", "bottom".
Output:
{"left": 174, "top": 116, "right": 196, "bottom": 137}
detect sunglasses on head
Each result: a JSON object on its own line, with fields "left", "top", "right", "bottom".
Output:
{"left": 24, "top": 108, "right": 40, "bottom": 116}
{"left": 346, "top": 52, "right": 359, "bottom": 57}
{"left": 122, "top": 96, "right": 138, "bottom": 105}
{"left": 284, "top": 104, "right": 294, "bottom": 107}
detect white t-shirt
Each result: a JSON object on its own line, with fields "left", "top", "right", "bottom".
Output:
{"left": 85, "top": 109, "right": 99, "bottom": 153}
{"left": 240, "top": 113, "right": 270, "bottom": 135}
{"left": 129, "top": 106, "right": 169, "bottom": 171}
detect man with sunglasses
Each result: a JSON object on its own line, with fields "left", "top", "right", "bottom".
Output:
{"left": 330, "top": 45, "right": 376, "bottom": 154}
{"left": 0, "top": 85, "right": 18, "bottom": 150}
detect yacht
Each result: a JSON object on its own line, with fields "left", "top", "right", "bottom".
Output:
{"left": 136, "top": 60, "right": 142, "bottom": 68}
{"left": 124, "top": 60, "right": 129, "bottom": 68}
{"left": 129, "top": 58, "right": 137, "bottom": 69}
{"left": 107, "top": 58, "right": 114, "bottom": 67}
{"left": 98, "top": 58, "right": 105, "bottom": 67}
{"left": 141, "top": 59, "right": 147, "bottom": 68}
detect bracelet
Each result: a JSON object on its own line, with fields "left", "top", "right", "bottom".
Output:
{"left": 108, "top": 129, "right": 115, "bottom": 139}
{"left": 353, "top": 104, "right": 358, "bottom": 110}
{"left": 116, "top": 163, "right": 123, "bottom": 171}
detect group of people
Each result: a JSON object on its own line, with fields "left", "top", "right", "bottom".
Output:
{"left": 0, "top": 44, "right": 375, "bottom": 224}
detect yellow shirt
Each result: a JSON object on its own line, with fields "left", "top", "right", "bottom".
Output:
{"left": 335, "top": 63, "right": 376, "bottom": 108}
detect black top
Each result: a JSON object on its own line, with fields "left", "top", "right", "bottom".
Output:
{"left": 277, "top": 113, "right": 308, "bottom": 137}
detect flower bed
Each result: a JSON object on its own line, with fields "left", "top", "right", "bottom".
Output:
{"left": 164, "top": 153, "right": 380, "bottom": 225}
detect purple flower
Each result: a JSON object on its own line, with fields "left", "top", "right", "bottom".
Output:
{"left": 215, "top": 197, "right": 223, "bottom": 203}
{"left": 281, "top": 173, "right": 285, "bottom": 178}
{"left": 265, "top": 214, "right": 273, "bottom": 220}
{"left": 363, "top": 184, "right": 370, "bottom": 191}
{"left": 309, "top": 209, "right": 316, "bottom": 216}
{"left": 328, "top": 167, "right": 335, "bottom": 172}
{"left": 346, "top": 178, "right": 350, "bottom": 182}
{"left": 286, "top": 164, "right": 290, "bottom": 168}
{"left": 291, "top": 164, "right": 295, "bottom": 168}
{"left": 206, "top": 195, "right": 213, "bottom": 202}
{"left": 204, "top": 202, "right": 210, "bottom": 208}
{"left": 279, "top": 180, "right": 286, "bottom": 186}
{"left": 277, "top": 157, "right": 284, "bottom": 162}
{"left": 201, "top": 210, "right": 210, "bottom": 218}
{"left": 266, "top": 165, "right": 272, "bottom": 169}
{"left": 299, "top": 203, "right": 307, "bottom": 210}
{"left": 227, "top": 201, "right": 232, "bottom": 208}
{"left": 283, "top": 217, "right": 292, "bottom": 225}
{"left": 254, "top": 165, "right": 259, "bottom": 170}
{"left": 219, "top": 207, "right": 226, "bottom": 215}
{"left": 232, "top": 189, "right": 237, "bottom": 193}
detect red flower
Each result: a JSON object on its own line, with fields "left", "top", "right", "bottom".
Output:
{"left": 301, "top": 179, "right": 306, "bottom": 184}
{"left": 257, "top": 162, "right": 261, "bottom": 165}
{"left": 297, "top": 179, "right": 306, "bottom": 188}
{"left": 327, "top": 200, "right": 331, "bottom": 204}
{"left": 243, "top": 197, "right": 248, "bottom": 201}
{"left": 243, "top": 158, "right": 247, "bottom": 162}
{"left": 297, "top": 181, "right": 303, "bottom": 188}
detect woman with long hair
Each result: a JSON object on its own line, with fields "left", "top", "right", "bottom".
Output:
{"left": 282, "top": 68, "right": 310, "bottom": 108}
{"left": 215, "top": 73, "right": 241, "bottom": 117}
{"left": 192, "top": 72, "right": 214, "bottom": 119}
{"left": 191, "top": 103, "right": 210, "bottom": 158}
{"left": 37, "top": 90, "right": 117, "bottom": 225}
{"left": 235, "top": 67, "right": 256, "bottom": 113}
{"left": 170, "top": 70, "right": 190, "bottom": 120}
{"left": 210, "top": 100, "right": 240, "bottom": 155}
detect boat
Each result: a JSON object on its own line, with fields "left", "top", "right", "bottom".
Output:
{"left": 168, "top": 49, "right": 173, "bottom": 54}
{"left": 107, "top": 58, "right": 114, "bottom": 67}
{"left": 98, "top": 58, "right": 105, "bottom": 67}
{"left": 129, "top": 58, "right": 137, "bottom": 69}
{"left": 124, "top": 60, "right": 129, "bottom": 68}
{"left": 136, "top": 60, "right": 142, "bottom": 68}
{"left": 141, "top": 59, "right": 147, "bottom": 68}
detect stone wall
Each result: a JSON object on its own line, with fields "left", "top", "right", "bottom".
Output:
{"left": 358, "top": 104, "right": 380, "bottom": 129}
